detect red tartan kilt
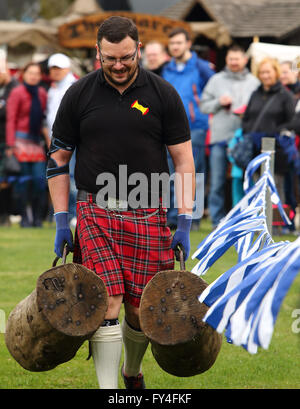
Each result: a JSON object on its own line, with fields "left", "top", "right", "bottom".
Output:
{"left": 73, "top": 197, "right": 174, "bottom": 307}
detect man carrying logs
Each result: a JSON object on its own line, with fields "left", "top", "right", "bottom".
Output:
{"left": 47, "top": 16, "right": 195, "bottom": 389}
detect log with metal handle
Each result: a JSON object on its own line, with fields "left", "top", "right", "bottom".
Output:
{"left": 139, "top": 247, "right": 222, "bottom": 377}
{"left": 5, "top": 246, "right": 108, "bottom": 372}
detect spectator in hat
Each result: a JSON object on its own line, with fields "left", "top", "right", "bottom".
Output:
{"left": 46, "top": 53, "right": 78, "bottom": 226}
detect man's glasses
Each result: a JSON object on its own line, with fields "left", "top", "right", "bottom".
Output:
{"left": 99, "top": 46, "right": 138, "bottom": 66}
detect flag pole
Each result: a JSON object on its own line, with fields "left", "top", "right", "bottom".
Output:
{"left": 261, "top": 137, "right": 275, "bottom": 235}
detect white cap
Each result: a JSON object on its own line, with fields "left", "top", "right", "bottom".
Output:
{"left": 48, "top": 53, "right": 71, "bottom": 69}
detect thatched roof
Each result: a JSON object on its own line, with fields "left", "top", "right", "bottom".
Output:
{"left": 64, "top": 0, "right": 102, "bottom": 16}
{"left": 160, "top": 0, "right": 300, "bottom": 39}
{"left": 0, "top": 21, "right": 57, "bottom": 47}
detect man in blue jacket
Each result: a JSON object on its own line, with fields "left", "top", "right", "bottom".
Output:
{"left": 162, "top": 28, "right": 214, "bottom": 230}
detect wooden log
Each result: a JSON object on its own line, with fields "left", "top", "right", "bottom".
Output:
{"left": 140, "top": 269, "right": 222, "bottom": 377}
{"left": 5, "top": 261, "right": 108, "bottom": 372}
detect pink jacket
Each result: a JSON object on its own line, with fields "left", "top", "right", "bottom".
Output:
{"left": 6, "top": 84, "right": 47, "bottom": 147}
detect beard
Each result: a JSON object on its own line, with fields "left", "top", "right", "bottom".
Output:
{"left": 171, "top": 50, "right": 185, "bottom": 61}
{"left": 103, "top": 59, "right": 139, "bottom": 88}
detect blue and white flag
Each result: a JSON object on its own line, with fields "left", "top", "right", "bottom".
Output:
{"left": 235, "top": 230, "right": 273, "bottom": 263}
{"left": 201, "top": 238, "right": 300, "bottom": 353}
{"left": 267, "top": 171, "right": 291, "bottom": 225}
{"left": 247, "top": 246, "right": 300, "bottom": 351}
{"left": 243, "top": 151, "right": 291, "bottom": 225}
{"left": 243, "top": 152, "right": 270, "bottom": 194}
{"left": 192, "top": 217, "right": 267, "bottom": 276}
{"left": 191, "top": 176, "right": 268, "bottom": 276}
{"left": 201, "top": 244, "right": 287, "bottom": 331}
{"left": 192, "top": 150, "right": 298, "bottom": 353}
{"left": 226, "top": 239, "right": 300, "bottom": 352}
{"left": 199, "top": 241, "right": 286, "bottom": 308}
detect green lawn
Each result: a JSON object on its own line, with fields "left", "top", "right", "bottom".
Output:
{"left": 0, "top": 220, "right": 299, "bottom": 389}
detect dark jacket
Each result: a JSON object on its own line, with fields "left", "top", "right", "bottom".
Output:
{"left": 0, "top": 78, "right": 18, "bottom": 144}
{"left": 285, "top": 81, "right": 300, "bottom": 134}
{"left": 242, "top": 81, "right": 296, "bottom": 174}
{"left": 242, "top": 81, "right": 295, "bottom": 135}
{"left": 147, "top": 61, "right": 168, "bottom": 77}
{"left": 286, "top": 81, "right": 300, "bottom": 100}
{"left": 288, "top": 111, "right": 300, "bottom": 135}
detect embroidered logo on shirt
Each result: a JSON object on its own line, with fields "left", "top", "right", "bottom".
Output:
{"left": 131, "top": 100, "right": 149, "bottom": 115}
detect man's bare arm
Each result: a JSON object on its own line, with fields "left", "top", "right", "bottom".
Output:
{"left": 47, "top": 149, "right": 73, "bottom": 213}
{"left": 167, "top": 140, "right": 195, "bottom": 215}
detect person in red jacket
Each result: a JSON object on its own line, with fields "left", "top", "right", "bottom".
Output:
{"left": 6, "top": 62, "right": 48, "bottom": 227}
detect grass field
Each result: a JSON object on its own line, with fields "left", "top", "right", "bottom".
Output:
{"left": 0, "top": 219, "right": 299, "bottom": 389}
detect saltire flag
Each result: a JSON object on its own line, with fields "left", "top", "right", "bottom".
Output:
{"left": 192, "top": 150, "right": 298, "bottom": 353}
{"left": 243, "top": 152, "right": 271, "bottom": 193}
{"left": 266, "top": 171, "right": 291, "bottom": 225}
{"left": 201, "top": 238, "right": 300, "bottom": 353}
{"left": 235, "top": 230, "right": 273, "bottom": 263}
{"left": 191, "top": 152, "right": 290, "bottom": 277}
{"left": 191, "top": 217, "right": 267, "bottom": 276}
{"left": 243, "top": 152, "right": 291, "bottom": 225}
{"left": 226, "top": 238, "right": 300, "bottom": 353}
{"left": 243, "top": 245, "right": 300, "bottom": 353}
{"left": 199, "top": 240, "right": 287, "bottom": 308}
{"left": 192, "top": 175, "right": 268, "bottom": 276}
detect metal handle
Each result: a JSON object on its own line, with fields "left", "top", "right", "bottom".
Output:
{"left": 52, "top": 245, "right": 69, "bottom": 267}
{"left": 174, "top": 244, "right": 186, "bottom": 270}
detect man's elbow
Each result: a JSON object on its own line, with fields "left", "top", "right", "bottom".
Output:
{"left": 46, "top": 149, "right": 72, "bottom": 180}
{"left": 50, "top": 149, "right": 72, "bottom": 166}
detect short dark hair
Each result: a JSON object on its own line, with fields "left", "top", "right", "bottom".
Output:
{"left": 227, "top": 44, "right": 245, "bottom": 55}
{"left": 97, "top": 16, "right": 139, "bottom": 45}
{"left": 22, "top": 62, "right": 41, "bottom": 73}
{"left": 168, "top": 27, "right": 191, "bottom": 41}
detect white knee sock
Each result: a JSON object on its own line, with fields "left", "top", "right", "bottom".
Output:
{"left": 122, "top": 319, "right": 149, "bottom": 377}
{"left": 90, "top": 323, "right": 122, "bottom": 389}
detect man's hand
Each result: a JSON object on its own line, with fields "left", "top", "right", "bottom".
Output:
{"left": 54, "top": 211, "right": 74, "bottom": 258}
{"left": 219, "top": 95, "right": 232, "bottom": 107}
{"left": 171, "top": 214, "right": 192, "bottom": 261}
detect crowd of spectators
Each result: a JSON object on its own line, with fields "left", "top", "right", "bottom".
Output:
{"left": 1, "top": 28, "right": 300, "bottom": 234}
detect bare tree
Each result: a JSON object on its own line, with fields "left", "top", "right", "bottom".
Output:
{"left": 2, "top": 0, "right": 74, "bottom": 21}
{"left": 39, "top": 0, "right": 74, "bottom": 19}
{"left": 0, "top": 0, "right": 9, "bottom": 19}
{"left": 5, "top": 0, "right": 40, "bottom": 21}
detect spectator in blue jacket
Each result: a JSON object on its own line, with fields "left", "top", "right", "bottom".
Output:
{"left": 162, "top": 27, "right": 214, "bottom": 231}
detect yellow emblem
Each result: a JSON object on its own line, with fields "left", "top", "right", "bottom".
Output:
{"left": 131, "top": 100, "right": 149, "bottom": 115}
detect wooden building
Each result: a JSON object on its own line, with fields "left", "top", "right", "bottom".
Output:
{"left": 3, "top": 0, "right": 300, "bottom": 71}
{"left": 160, "top": 0, "right": 300, "bottom": 69}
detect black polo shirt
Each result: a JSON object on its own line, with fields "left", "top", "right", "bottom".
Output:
{"left": 52, "top": 67, "right": 190, "bottom": 201}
